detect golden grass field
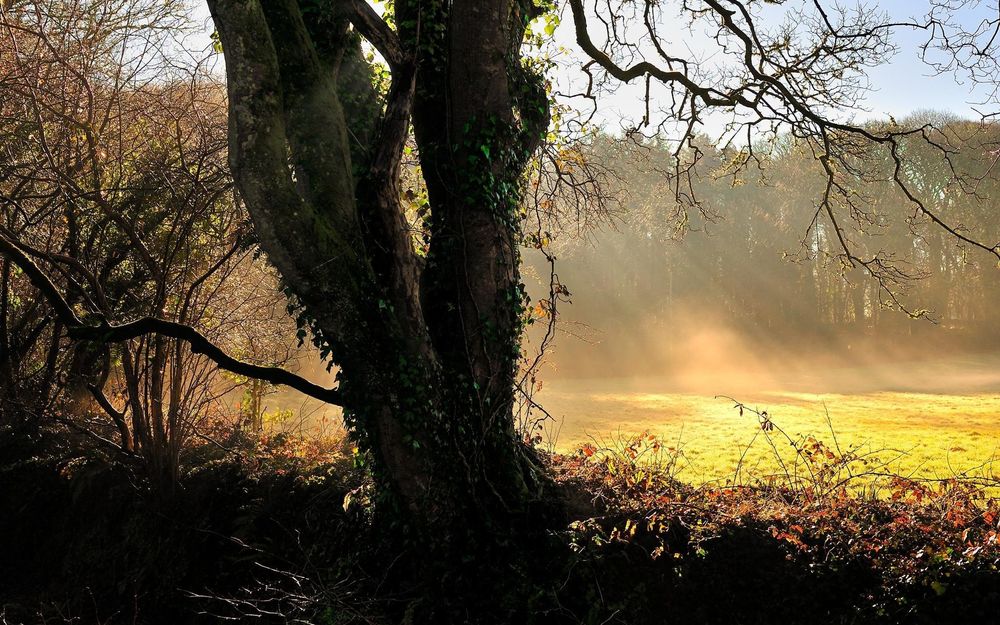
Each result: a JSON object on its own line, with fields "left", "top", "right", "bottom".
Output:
{"left": 540, "top": 379, "right": 1000, "bottom": 486}
{"left": 258, "top": 352, "right": 1000, "bottom": 488}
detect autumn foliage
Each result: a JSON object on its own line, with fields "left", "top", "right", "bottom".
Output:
{"left": 547, "top": 428, "right": 1000, "bottom": 624}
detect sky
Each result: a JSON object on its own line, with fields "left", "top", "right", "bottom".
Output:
{"left": 545, "top": 0, "right": 997, "bottom": 136}
{"left": 826, "top": 1, "right": 993, "bottom": 119}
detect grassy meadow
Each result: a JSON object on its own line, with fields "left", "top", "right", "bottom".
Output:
{"left": 541, "top": 381, "right": 1000, "bottom": 487}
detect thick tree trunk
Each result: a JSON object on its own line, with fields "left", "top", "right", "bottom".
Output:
{"left": 403, "top": 0, "right": 548, "bottom": 500}
{"left": 206, "top": 6, "right": 554, "bottom": 585}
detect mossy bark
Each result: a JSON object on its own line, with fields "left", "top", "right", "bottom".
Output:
{"left": 207, "top": 2, "right": 553, "bottom": 573}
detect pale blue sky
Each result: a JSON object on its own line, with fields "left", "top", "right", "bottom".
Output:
{"left": 545, "top": 0, "right": 996, "bottom": 135}
{"left": 854, "top": 0, "right": 991, "bottom": 119}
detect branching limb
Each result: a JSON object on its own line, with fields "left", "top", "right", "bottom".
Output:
{"left": 345, "top": 0, "right": 406, "bottom": 71}
{"left": 0, "top": 232, "right": 343, "bottom": 406}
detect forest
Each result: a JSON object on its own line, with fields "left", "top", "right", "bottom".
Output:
{"left": 1, "top": 0, "right": 1000, "bottom": 624}
{"left": 540, "top": 127, "right": 1000, "bottom": 378}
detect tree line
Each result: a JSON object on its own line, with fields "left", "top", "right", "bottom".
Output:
{"left": 538, "top": 124, "right": 1000, "bottom": 375}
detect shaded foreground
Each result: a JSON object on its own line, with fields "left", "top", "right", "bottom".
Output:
{"left": 2, "top": 422, "right": 999, "bottom": 625}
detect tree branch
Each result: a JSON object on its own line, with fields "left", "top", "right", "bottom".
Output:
{"left": 567, "top": 0, "right": 1000, "bottom": 310}
{"left": 568, "top": 0, "right": 745, "bottom": 108}
{"left": 0, "top": 232, "right": 343, "bottom": 407}
{"left": 346, "top": 0, "right": 406, "bottom": 71}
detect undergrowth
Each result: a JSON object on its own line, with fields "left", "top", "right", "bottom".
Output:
{"left": 2, "top": 403, "right": 999, "bottom": 625}
{"left": 549, "top": 401, "right": 1000, "bottom": 624}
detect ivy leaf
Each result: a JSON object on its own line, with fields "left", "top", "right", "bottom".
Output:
{"left": 210, "top": 31, "right": 223, "bottom": 54}
{"left": 544, "top": 14, "right": 559, "bottom": 36}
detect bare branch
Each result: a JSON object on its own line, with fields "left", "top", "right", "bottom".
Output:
{"left": 0, "top": 232, "right": 343, "bottom": 406}
{"left": 346, "top": 0, "right": 406, "bottom": 71}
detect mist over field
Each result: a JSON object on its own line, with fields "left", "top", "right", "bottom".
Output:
{"left": 514, "top": 133, "right": 1000, "bottom": 478}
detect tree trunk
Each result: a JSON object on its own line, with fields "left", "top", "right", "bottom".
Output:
{"left": 205, "top": 0, "right": 552, "bottom": 545}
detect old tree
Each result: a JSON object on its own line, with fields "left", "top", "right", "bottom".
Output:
{"left": 201, "top": 0, "right": 1000, "bottom": 518}
{"left": 4, "top": 0, "right": 1000, "bottom": 610}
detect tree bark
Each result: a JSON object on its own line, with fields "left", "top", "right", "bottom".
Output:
{"left": 205, "top": 5, "right": 554, "bottom": 579}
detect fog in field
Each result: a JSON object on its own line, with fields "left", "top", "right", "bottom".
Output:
{"left": 515, "top": 128, "right": 1000, "bottom": 465}
{"left": 531, "top": 295, "right": 1000, "bottom": 397}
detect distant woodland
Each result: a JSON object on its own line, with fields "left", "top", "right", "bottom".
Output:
{"left": 536, "top": 125, "right": 1000, "bottom": 375}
